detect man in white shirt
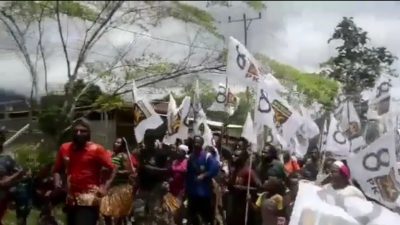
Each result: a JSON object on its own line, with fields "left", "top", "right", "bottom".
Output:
{"left": 323, "top": 160, "right": 365, "bottom": 199}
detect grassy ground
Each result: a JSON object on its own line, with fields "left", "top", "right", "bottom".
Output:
{"left": 3, "top": 208, "right": 66, "bottom": 225}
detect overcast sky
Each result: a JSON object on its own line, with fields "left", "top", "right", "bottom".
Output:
{"left": 1, "top": 1, "right": 400, "bottom": 98}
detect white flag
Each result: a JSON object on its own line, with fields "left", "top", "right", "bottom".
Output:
{"left": 225, "top": 87, "right": 240, "bottom": 116}
{"left": 131, "top": 80, "right": 163, "bottom": 143}
{"left": 241, "top": 112, "right": 257, "bottom": 149}
{"left": 334, "top": 100, "right": 362, "bottom": 140}
{"left": 299, "top": 106, "right": 320, "bottom": 139}
{"left": 293, "top": 134, "right": 309, "bottom": 157}
{"left": 255, "top": 77, "right": 303, "bottom": 145}
{"left": 348, "top": 132, "right": 400, "bottom": 209}
{"left": 193, "top": 79, "right": 202, "bottom": 114}
{"left": 202, "top": 121, "right": 214, "bottom": 148}
{"left": 390, "top": 87, "right": 400, "bottom": 114}
{"left": 163, "top": 95, "right": 191, "bottom": 145}
{"left": 208, "top": 83, "right": 228, "bottom": 113}
{"left": 290, "top": 181, "right": 400, "bottom": 225}
{"left": 208, "top": 83, "right": 239, "bottom": 116}
{"left": 227, "top": 37, "right": 266, "bottom": 87}
{"left": 254, "top": 76, "right": 276, "bottom": 133}
{"left": 194, "top": 108, "right": 207, "bottom": 136}
{"left": 133, "top": 100, "right": 163, "bottom": 144}
{"left": 325, "top": 114, "right": 350, "bottom": 157}
{"left": 368, "top": 75, "right": 392, "bottom": 116}
{"left": 289, "top": 107, "right": 320, "bottom": 157}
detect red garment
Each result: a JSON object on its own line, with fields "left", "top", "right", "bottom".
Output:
{"left": 235, "top": 166, "right": 257, "bottom": 187}
{"left": 53, "top": 142, "right": 115, "bottom": 198}
{"left": 126, "top": 153, "right": 140, "bottom": 170}
{"left": 169, "top": 158, "right": 188, "bottom": 197}
{"left": 99, "top": 150, "right": 113, "bottom": 184}
{"left": 284, "top": 160, "right": 300, "bottom": 174}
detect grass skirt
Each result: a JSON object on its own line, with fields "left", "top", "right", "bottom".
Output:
{"left": 100, "top": 184, "right": 134, "bottom": 217}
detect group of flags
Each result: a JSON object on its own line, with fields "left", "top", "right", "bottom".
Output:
{"left": 129, "top": 35, "right": 400, "bottom": 224}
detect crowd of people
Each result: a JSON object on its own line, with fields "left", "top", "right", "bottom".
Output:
{"left": 0, "top": 118, "right": 368, "bottom": 225}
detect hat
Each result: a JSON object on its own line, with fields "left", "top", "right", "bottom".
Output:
{"left": 178, "top": 144, "right": 189, "bottom": 153}
{"left": 333, "top": 160, "right": 351, "bottom": 180}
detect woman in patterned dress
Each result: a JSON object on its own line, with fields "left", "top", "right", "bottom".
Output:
{"left": 101, "top": 138, "right": 135, "bottom": 225}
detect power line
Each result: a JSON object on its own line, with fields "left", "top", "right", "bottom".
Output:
{"left": 111, "top": 26, "right": 221, "bottom": 51}
{"left": 0, "top": 25, "right": 222, "bottom": 59}
{"left": 228, "top": 12, "right": 262, "bottom": 47}
{"left": 34, "top": 2, "right": 223, "bottom": 51}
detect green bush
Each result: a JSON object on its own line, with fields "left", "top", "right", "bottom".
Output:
{"left": 13, "top": 144, "right": 55, "bottom": 174}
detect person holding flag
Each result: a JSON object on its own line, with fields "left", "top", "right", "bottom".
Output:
{"left": 226, "top": 137, "right": 261, "bottom": 225}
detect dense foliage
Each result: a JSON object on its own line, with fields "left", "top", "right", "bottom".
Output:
{"left": 321, "top": 17, "right": 397, "bottom": 98}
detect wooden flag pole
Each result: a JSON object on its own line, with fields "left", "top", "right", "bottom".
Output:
{"left": 244, "top": 144, "right": 254, "bottom": 225}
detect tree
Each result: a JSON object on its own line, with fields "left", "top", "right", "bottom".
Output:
{"left": 65, "top": 79, "right": 102, "bottom": 108}
{"left": 1, "top": 1, "right": 264, "bottom": 143}
{"left": 255, "top": 53, "right": 339, "bottom": 109}
{"left": 321, "top": 17, "right": 397, "bottom": 103}
{"left": 157, "top": 78, "right": 217, "bottom": 108}
{"left": 39, "top": 79, "right": 103, "bottom": 144}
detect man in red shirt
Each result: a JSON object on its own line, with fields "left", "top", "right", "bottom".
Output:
{"left": 53, "top": 118, "right": 116, "bottom": 225}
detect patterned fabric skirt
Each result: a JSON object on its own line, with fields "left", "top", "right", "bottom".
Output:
{"left": 154, "top": 192, "right": 181, "bottom": 225}
{"left": 100, "top": 184, "right": 134, "bottom": 218}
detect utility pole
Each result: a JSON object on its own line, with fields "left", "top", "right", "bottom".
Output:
{"left": 228, "top": 12, "right": 262, "bottom": 47}
{"left": 228, "top": 12, "right": 262, "bottom": 106}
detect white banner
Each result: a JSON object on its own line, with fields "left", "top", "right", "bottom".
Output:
{"left": 227, "top": 36, "right": 266, "bottom": 87}
{"left": 348, "top": 132, "right": 400, "bottom": 209}
{"left": 163, "top": 95, "right": 191, "bottom": 145}
{"left": 290, "top": 181, "right": 400, "bottom": 225}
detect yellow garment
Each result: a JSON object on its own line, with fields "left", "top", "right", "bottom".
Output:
{"left": 256, "top": 193, "right": 283, "bottom": 210}
{"left": 256, "top": 192, "right": 266, "bottom": 208}
{"left": 100, "top": 184, "right": 134, "bottom": 217}
{"left": 162, "top": 192, "right": 181, "bottom": 215}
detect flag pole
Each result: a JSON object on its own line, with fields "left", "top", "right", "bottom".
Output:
{"left": 244, "top": 143, "right": 253, "bottom": 225}
{"left": 346, "top": 97, "right": 352, "bottom": 153}
{"left": 317, "top": 118, "right": 328, "bottom": 174}
{"left": 225, "top": 75, "right": 230, "bottom": 145}
{"left": 131, "top": 81, "right": 138, "bottom": 146}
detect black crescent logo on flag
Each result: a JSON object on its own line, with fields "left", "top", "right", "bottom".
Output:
{"left": 376, "top": 81, "right": 391, "bottom": 98}
{"left": 258, "top": 89, "right": 271, "bottom": 113}
{"left": 362, "top": 148, "right": 390, "bottom": 172}
{"left": 216, "top": 86, "right": 227, "bottom": 104}
{"left": 236, "top": 45, "right": 246, "bottom": 70}
{"left": 333, "top": 123, "right": 346, "bottom": 145}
